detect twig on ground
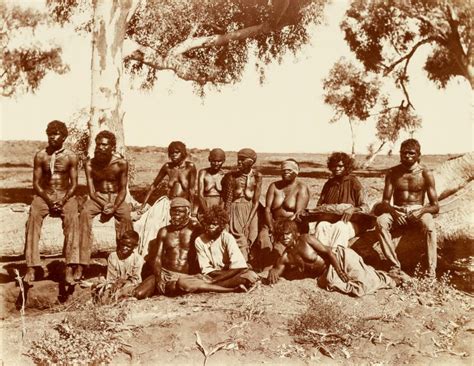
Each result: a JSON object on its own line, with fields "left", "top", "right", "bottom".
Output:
{"left": 14, "top": 269, "right": 26, "bottom": 340}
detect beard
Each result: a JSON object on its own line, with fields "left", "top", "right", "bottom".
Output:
{"left": 94, "top": 150, "right": 112, "bottom": 164}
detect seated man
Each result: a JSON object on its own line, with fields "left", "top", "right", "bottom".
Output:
{"left": 195, "top": 206, "right": 258, "bottom": 290}
{"left": 196, "top": 148, "right": 226, "bottom": 214}
{"left": 256, "top": 159, "right": 309, "bottom": 270}
{"left": 77, "top": 131, "right": 132, "bottom": 281}
{"left": 24, "top": 120, "right": 79, "bottom": 283}
{"left": 312, "top": 152, "right": 369, "bottom": 249}
{"left": 375, "top": 139, "right": 439, "bottom": 278}
{"left": 268, "top": 220, "right": 396, "bottom": 297}
{"left": 133, "top": 198, "right": 242, "bottom": 299}
{"left": 105, "top": 230, "right": 144, "bottom": 297}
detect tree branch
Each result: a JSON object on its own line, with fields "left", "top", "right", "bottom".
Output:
{"left": 383, "top": 37, "right": 436, "bottom": 76}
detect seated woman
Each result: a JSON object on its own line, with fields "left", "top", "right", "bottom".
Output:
{"left": 267, "top": 220, "right": 396, "bottom": 297}
{"left": 134, "top": 141, "right": 197, "bottom": 258}
{"left": 312, "top": 152, "right": 369, "bottom": 250}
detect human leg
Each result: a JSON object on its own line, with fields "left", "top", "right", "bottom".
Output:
{"left": 419, "top": 213, "right": 437, "bottom": 277}
{"left": 61, "top": 197, "right": 79, "bottom": 283}
{"left": 214, "top": 269, "right": 258, "bottom": 288}
{"left": 77, "top": 198, "right": 102, "bottom": 279}
{"left": 376, "top": 213, "right": 401, "bottom": 270}
{"left": 24, "top": 196, "right": 50, "bottom": 282}
{"left": 133, "top": 275, "right": 156, "bottom": 299}
{"left": 176, "top": 275, "right": 238, "bottom": 293}
{"left": 113, "top": 200, "right": 133, "bottom": 241}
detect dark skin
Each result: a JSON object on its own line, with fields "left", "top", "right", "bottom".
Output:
{"left": 264, "top": 168, "right": 309, "bottom": 233}
{"left": 230, "top": 157, "right": 262, "bottom": 237}
{"left": 141, "top": 149, "right": 197, "bottom": 211}
{"left": 27, "top": 130, "right": 78, "bottom": 282}
{"left": 85, "top": 137, "right": 128, "bottom": 215}
{"left": 134, "top": 207, "right": 237, "bottom": 299}
{"left": 196, "top": 157, "right": 225, "bottom": 213}
{"left": 379, "top": 147, "right": 439, "bottom": 226}
{"left": 267, "top": 233, "right": 349, "bottom": 285}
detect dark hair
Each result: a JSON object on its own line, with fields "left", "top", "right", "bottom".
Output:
{"left": 400, "top": 138, "right": 421, "bottom": 153}
{"left": 327, "top": 152, "right": 354, "bottom": 174}
{"left": 168, "top": 141, "right": 187, "bottom": 157}
{"left": 200, "top": 205, "right": 229, "bottom": 228}
{"left": 119, "top": 230, "right": 139, "bottom": 245}
{"left": 95, "top": 130, "right": 116, "bottom": 148}
{"left": 273, "top": 219, "right": 299, "bottom": 242}
{"left": 46, "top": 120, "right": 68, "bottom": 138}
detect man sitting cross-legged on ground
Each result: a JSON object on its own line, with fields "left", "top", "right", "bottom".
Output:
{"left": 195, "top": 206, "right": 259, "bottom": 290}
{"left": 24, "top": 120, "right": 79, "bottom": 283}
{"left": 77, "top": 131, "right": 132, "bottom": 282}
{"left": 375, "top": 138, "right": 439, "bottom": 279}
{"left": 133, "top": 198, "right": 243, "bottom": 299}
{"left": 267, "top": 220, "right": 396, "bottom": 297}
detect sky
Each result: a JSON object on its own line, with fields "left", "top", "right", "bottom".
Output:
{"left": 0, "top": 0, "right": 472, "bottom": 154}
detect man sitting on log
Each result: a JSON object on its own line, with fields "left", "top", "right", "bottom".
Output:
{"left": 375, "top": 138, "right": 439, "bottom": 279}
{"left": 77, "top": 131, "right": 132, "bottom": 282}
{"left": 133, "top": 198, "right": 243, "bottom": 299}
{"left": 24, "top": 120, "right": 79, "bottom": 283}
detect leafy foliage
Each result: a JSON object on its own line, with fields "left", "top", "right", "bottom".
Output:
{"left": 375, "top": 99, "right": 422, "bottom": 143}
{"left": 341, "top": 0, "right": 473, "bottom": 92}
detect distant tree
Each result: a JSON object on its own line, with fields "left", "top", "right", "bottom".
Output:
{"left": 323, "top": 58, "right": 380, "bottom": 156}
{"left": 1, "top": 0, "right": 328, "bottom": 155}
{"left": 341, "top": 0, "right": 473, "bottom": 109}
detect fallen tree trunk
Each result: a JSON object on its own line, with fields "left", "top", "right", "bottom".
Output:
{"left": 0, "top": 153, "right": 472, "bottom": 258}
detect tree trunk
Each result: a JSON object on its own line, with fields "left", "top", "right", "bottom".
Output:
{"left": 88, "top": 0, "right": 138, "bottom": 157}
{"left": 362, "top": 141, "right": 388, "bottom": 169}
{"left": 349, "top": 118, "right": 356, "bottom": 157}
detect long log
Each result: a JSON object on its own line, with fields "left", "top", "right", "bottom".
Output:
{"left": 0, "top": 153, "right": 472, "bottom": 258}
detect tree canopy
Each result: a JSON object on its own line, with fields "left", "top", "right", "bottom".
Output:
{"left": 341, "top": 0, "right": 473, "bottom": 109}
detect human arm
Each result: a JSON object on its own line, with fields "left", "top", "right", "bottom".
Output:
{"left": 196, "top": 169, "right": 207, "bottom": 213}
{"left": 84, "top": 159, "right": 108, "bottom": 208}
{"left": 267, "top": 253, "right": 290, "bottom": 284}
{"left": 244, "top": 172, "right": 262, "bottom": 234}
{"left": 107, "top": 160, "right": 128, "bottom": 214}
{"left": 32, "top": 152, "right": 53, "bottom": 207}
{"left": 126, "top": 255, "right": 144, "bottom": 286}
{"left": 408, "top": 169, "right": 439, "bottom": 220}
{"left": 140, "top": 165, "right": 168, "bottom": 210}
{"left": 152, "top": 228, "right": 167, "bottom": 278}
{"left": 342, "top": 177, "right": 369, "bottom": 222}
{"left": 57, "top": 153, "right": 79, "bottom": 207}
{"left": 264, "top": 183, "right": 276, "bottom": 232}
{"left": 292, "top": 183, "right": 310, "bottom": 220}
{"left": 304, "top": 235, "right": 349, "bottom": 282}
{"left": 187, "top": 163, "right": 197, "bottom": 214}
{"left": 106, "top": 253, "right": 120, "bottom": 283}
{"left": 378, "top": 171, "right": 407, "bottom": 226}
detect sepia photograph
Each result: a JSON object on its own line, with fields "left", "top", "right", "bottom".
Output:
{"left": 0, "top": 0, "right": 473, "bottom": 364}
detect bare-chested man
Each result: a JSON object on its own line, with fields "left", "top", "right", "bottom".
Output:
{"left": 221, "top": 148, "right": 262, "bottom": 260}
{"left": 133, "top": 198, "right": 242, "bottom": 299}
{"left": 267, "top": 220, "right": 395, "bottom": 297}
{"left": 77, "top": 131, "right": 132, "bottom": 281}
{"left": 135, "top": 141, "right": 197, "bottom": 256}
{"left": 196, "top": 148, "right": 226, "bottom": 214}
{"left": 375, "top": 139, "right": 439, "bottom": 278}
{"left": 255, "top": 159, "right": 309, "bottom": 269}
{"left": 24, "top": 121, "right": 79, "bottom": 283}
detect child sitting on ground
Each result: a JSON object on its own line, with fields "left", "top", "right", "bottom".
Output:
{"left": 94, "top": 230, "right": 144, "bottom": 302}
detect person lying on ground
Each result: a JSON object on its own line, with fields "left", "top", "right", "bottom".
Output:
{"left": 24, "top": 120, "right": 79, "bottom": 284}
{"left": 307, "top": 152, "right": 369, "bottom": 250}
{"left": 77, "top": 130, "right": 132, "bottom": 282}
{"left": 195, "top": 205, "right": 259, "bottom": 290}
{"left": 221, "top": 148, "right": 262, "bottom": 261}
{"left": 133, "top": 198, "right": 242, "bottom": 299}
{"left": 254, "top": 159, "right": 309, "bottom": 270}
{"left": 134, "top": 141, "right": 197, "bottom": 257}
{"left": 267, "top": 220, "right": 396, "bottom": 297}
{"left": 196, "top": 148, "right": 226, "bottom": 214}
{"left": 375, "top": 138, "right": 439, "bottom": 279}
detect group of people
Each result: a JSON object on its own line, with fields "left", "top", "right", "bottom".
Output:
{"left": 23, "top": 120, "right": 439, "bottom": 299}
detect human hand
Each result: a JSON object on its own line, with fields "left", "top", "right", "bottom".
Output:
{"left": 102, "top": 203, "right": 115, "bottom": 215}
{"left": 243, "top": 224, "right": 250, "bottom": 238}
{"left": 267, "top": 268, "right": 280, "bottom": 284}
{"left": 335, "top": 266, "right": 349, "bottom": 283}
{"left": 294, "top": 210, "right": 306, "bottom": 223}
{"left": 392, "top": 211, "right": 407, "bottom": 226}
{"left": 342, "top": 206, "right": 356, "bottom": 223}
{"left": 407, "top": 208, "right": 423, "bottom": 221}
{"left": 240, "top": 270, "right": 259, "bottom": 284}
{"left": 50, "top": 201, "right": 63, "bottom": 216}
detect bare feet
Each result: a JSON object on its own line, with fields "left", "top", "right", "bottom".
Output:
{"left": 24, "top": 267, "right": 35, "bottom": 283}
{"left": 65, "top": 265, "right": 75, "bottom": 284}
{"left": 73, "top": 265, "right": 84, "bottom": 282}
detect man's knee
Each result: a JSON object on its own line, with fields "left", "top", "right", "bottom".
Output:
{"left": 376, "top": 214, "right": 392, "bottom": 230}
{"left": 419, "top": 213, "right": 435, "bottom": 232}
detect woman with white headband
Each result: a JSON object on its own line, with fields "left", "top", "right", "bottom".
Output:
{"left": 254, "top": 158, "right": 310, "bottom": 270}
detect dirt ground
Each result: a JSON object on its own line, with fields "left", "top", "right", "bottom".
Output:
{"left": 0, "top": 142, "right": 472, "bottom": 365}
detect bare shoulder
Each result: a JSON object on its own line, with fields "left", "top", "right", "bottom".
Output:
{"left": 35, "top": 149, "right": 47, "bottom": 160}
{"left": 63, "top": 148, "right": 78, "bottom": 163}
{"left": 420, "top": 164, "right": 435, "bottom": 179}
{"left": 387, "top": 165, "right": 403, "bottom": 177}
{"left": 254, "top": 170, "right": 263, "bottom": 180}
{"left": 158, "top": 226, "right": 168, "bottom": 238}
{"left": 185, "top": 161, "right": 196, "bottom": 169}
